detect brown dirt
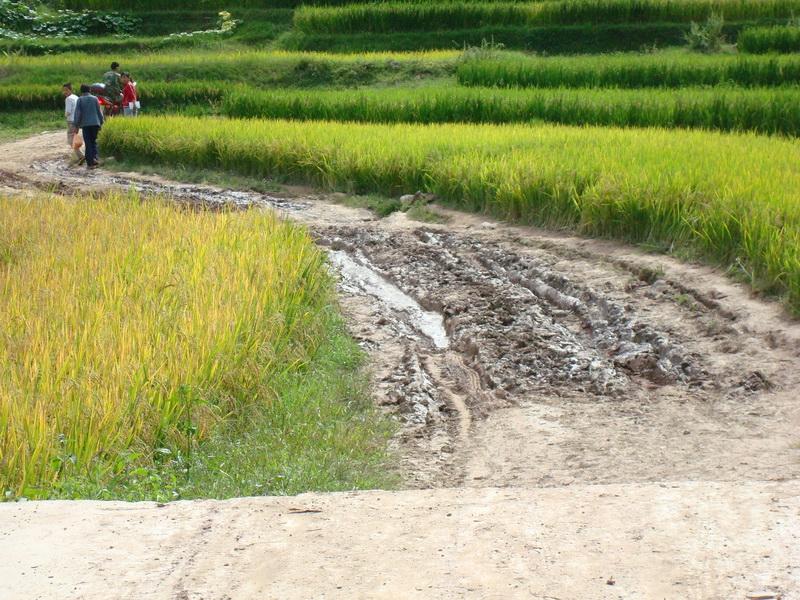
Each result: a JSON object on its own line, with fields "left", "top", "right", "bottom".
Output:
{"left": 1, "top": 132, "right": 799, "bottom": 599}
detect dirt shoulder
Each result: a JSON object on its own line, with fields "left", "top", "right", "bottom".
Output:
{"left": 1, "top": 481, "right": 798, "bottom": 600}
{"left": 1, "top": 133, "right": 799, "bottom": 599}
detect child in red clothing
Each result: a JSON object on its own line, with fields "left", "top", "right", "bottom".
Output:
{"left": 121, "top": 72, "right": 138, "bottom": 117}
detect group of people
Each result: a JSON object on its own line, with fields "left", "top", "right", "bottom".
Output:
{"left": 62, "top": 61, "right": 139, "bottom": 168}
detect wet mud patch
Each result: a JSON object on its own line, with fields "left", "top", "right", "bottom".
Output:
{"left": 31, "top": 159, "right": 310, "bottom": 212}
{"left": 318, "top": 226, "right": 708, "bottom": 399}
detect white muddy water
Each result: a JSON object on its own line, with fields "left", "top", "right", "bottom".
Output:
{"left": 328, "top": 249, "right": 449, "bottom": 350}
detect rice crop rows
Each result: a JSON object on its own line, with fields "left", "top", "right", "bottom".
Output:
{"left": 457, "top": 51, "right": 800, "bottom": 88}
{"left": 738, "top": 26, "right": 800, "bottom": 53}
{"left": 0, "top": 194, "right": 376, "bottom": 498}
{"left": 294, "top": 0, "right": 800, "bottom": 35}
{"left": 0, "top": 82, "right": 226, "bottom": 112}
{"left": 220, "top": 84, "right": 800, "bottom": 136}
{"left": 101, "top": 116, "right": 800, "bottom": 314}
{"left": 278, "top": 23, "right": 696, "bottom": 54}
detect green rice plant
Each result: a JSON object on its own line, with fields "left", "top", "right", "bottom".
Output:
{"left": 0, "top": 193, "right": 391, "bottom": 498}
{"left": 278, "top": 22, "right": 698, "bottom": 54}
{"left": 738, "top": 25, "right": 800, "bottom": 52}
{"left": 0, "top": 48, "right": 459, "bottom": 86}
{"left": 294, "top": 0, "right": 800, "bottom": 35}
{"left": 101, "top": 115, "right": 800, "bottom": 314}
{"left": 220, "top": 84, "right": 800, "bottom": 136}
{"left": 457, "top": 49, "right": 800, "bottom": 87}
{"left": 0, "top": 81, "right": 226, "bottom": 111}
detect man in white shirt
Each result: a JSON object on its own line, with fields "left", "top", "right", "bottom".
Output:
{"left": 62, "top": 83, "right": 84, "bottom": 165}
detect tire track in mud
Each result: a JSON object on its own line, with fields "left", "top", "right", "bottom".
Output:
{"left": 6, "top": 152, "right": 800, "bottom": 490}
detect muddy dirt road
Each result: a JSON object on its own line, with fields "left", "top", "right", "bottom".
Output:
{"left": 1, "top": 133, "right": 799, "bottom": 599}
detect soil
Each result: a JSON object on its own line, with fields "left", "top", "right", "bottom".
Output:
{"left": 1, "top": 132, "right": 799, "bottom": 599}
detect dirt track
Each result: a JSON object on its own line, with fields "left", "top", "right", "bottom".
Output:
{"left": 1, "top": 133, "right": 799, "bottom": 599}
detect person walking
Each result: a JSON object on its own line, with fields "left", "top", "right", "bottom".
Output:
{"left": 120, "top": 72, "right": 138, "bottom": 117}
{"left": 73, "top": 84, "right": 105, "bottom": 169}
{"left": 62, "top": 82, "right": 84, "bottom": 165}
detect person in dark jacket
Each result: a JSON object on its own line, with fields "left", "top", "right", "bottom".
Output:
{"left": 73, "top": 84, "right": 105, "bottom": 169}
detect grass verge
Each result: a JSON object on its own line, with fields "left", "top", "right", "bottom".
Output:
{"left": 0, "top": 111, "right": 63, "bottom": 143}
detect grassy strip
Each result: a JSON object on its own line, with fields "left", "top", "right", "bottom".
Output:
{"left": 0, "top": 194, "right": 392, "bottom": 499}
{"left": 277, "top": 23, "right": 704, "bottom": 54}
{"left": 294, "top": 0, "right": 800, "bottom": 34}
{"left": 0, "top": 82, "right": 226, "bottom": 111}
{"left": 221, "top": 84, "right": 800, "bottom": 136}
{"left": 101, "top": 116, "right": 800, "bottom": 314}
{"left": 738, "top": 25, "right": 800, "bottom": 53}
{"left": 0, "top": 111, "right": 63, "bottom": 142}
{"left": 457, "top": 50, "right": 800, "bottom": 88}
{"left": 0, "top": 49, "right": 458, "bottom": 86}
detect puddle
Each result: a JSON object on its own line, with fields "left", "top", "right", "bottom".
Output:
{"left": 328, "top": 250, "right": 449, "bottom": 350}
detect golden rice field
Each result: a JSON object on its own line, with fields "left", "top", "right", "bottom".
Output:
{"left": 0, "top": 194, "right": 389, "bottom": 499}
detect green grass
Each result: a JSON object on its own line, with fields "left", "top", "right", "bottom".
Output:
{"left": 51, "top": 319, "right": 396, "bottom": 501}
{"left": 738, "top": 25, "right": 800, "bottom": 53}
{"left": 0, "top": 110, "right": 63, "bottom": 142}
{"left": 0, "top": 193, "right": 394, "bottom": 499}
{"left": 457, "top": 49, "right": 800, "bottom": 88}
{"left": 293, "top": 0, "right": 800, "bottom": 34}
{"left": 0, "top": 49, "right": 459, "bottom": 87}
{"left": 108, "top": 158, "right": 283, "bottom": 194}
{"left": 221, "top": 84, "right": 800, "bottom": 136}
{"left": 100, "top": 115, "right": 800, "bottom": 314}
{"left": 332, "top": 193, "right": 403, "bottom": 217}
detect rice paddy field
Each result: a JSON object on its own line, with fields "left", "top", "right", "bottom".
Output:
{"left": 0, "top": 195, "right": 392, "bottom": 499}
{"left": 2, "top": 0, "right": 800, "bottom": 500}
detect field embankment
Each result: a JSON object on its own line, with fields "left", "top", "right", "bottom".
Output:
{"left": 0, "top": 195, "right": 392, "bottom": 500}
{"left": 100, "top": 115, "right": 800, "bottom": 315}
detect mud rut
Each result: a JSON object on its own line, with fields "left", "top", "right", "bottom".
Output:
{"left": 2, "top": 138, "right": 798, "bottom": 497}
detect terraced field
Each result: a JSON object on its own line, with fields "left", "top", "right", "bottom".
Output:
{"left": 2, "top": 0, "right": 799, "bottom": 597}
